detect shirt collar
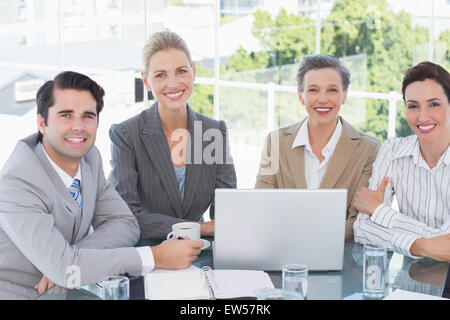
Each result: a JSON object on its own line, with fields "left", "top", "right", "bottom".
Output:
{"left": 443, "top": 147, "right": 450, "bottom": 166}
{"left": 292, "top": 117, "right": 343, "bottom": 158}
{"left": 40, "top": 143, "right": 82, "bottom": 188}
{"left": 392, "top": 135, "right": 419, "bottom": 160}
{"left": 432, "top": 145, "right": 450, "bottom": 168}
{"left": 292, "top": 118, "right": 311, "bottom": 150}
{"left": 393, "top": 135, "right": 450, "bottom": 168}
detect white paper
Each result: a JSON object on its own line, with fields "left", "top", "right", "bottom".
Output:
{"left": 144, "top": 267, "right": 274, "bottom": 300}
{"left": 343, "top": 292, "right": 364, "bottom": 300}
{"left": 145, "top": 268, "right": 209, "bottom": 300}
{"left": 383, "top": 289, "right": 448, "bottom": 300}
{"left": 212, "top": 270, "right": 275, "bottom": 298}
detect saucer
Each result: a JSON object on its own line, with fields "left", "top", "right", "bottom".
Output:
{"left": 201, "top": 239, "right": 211, "bottom": 250}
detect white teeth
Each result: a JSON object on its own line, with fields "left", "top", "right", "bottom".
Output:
{"left": 166, "top": 91, "right": 183, "bottom": 98}
{"left": 66, "top": 138, "right": 85, "bottom": 143}
{"left": 418, "top": 124, "right": 435, "bottom": 130}
{"left": 316, "top": 108, "right": 331, "bottom": 112}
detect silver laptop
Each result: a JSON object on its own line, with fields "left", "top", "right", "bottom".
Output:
{"left": 213, "top": 189, "right": 347, "bottom": 271}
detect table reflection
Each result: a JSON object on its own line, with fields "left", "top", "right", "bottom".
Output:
{"left": 35, "top": 241, "right": 448, "bottom": 300}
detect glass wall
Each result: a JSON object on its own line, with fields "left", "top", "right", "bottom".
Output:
{"left": 0, "top": 0, "right": 59, "bottom": 167}
{"left": 212, "top": 0, "right": 449, "bottom": 186}
{"left": 0, "top": 0, "right": 448, "bottom": 187}
{"left": 60, "top": 0, "right": 147, "bottom": 172}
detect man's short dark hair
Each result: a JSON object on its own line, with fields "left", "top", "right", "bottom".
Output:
{"left": 36, "top": 71, "right": 105, "bottom": 142}
{"left": 297, "top": 54, "right": 351, "bottom": 92}
{"left": 402, "top": 61, "right": 450, "bottom": 103}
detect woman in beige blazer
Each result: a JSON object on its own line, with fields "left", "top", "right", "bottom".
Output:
{"left": 255, "top": 54, "right": 381, "bottom": 241}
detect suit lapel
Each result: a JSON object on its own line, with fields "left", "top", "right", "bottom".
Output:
{"left": 74, "top": 159, "right": 96, "bottom": 242}
{"left": 34, "top": 143, "right": 78, "bottom": 239}
{"left": 320, "top": 117, "right": 360, "bottom": 188}
{"left": 285, "top": 120, "right": 307, "bottom": 189}
{"left": 182, "top": 105, "right": 202, "bottom": 214}
{"left": 141, "top": 104, "right": 183, "bottom": 217}
{"left": 35, "top": 144, "right": 78, "bottom": 212}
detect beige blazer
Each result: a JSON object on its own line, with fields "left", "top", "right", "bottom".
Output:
{"left": 255, "top": 116, "right": 381, "bottom": 241}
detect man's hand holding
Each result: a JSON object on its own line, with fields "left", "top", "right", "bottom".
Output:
{"left": 151, "top": 237, "right": 203, "bottom": 270}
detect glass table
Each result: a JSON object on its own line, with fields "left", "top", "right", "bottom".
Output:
{"left": 36, "top": 240, "right": 449, "bottom": 300}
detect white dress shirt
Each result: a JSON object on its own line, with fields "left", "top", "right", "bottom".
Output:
{"left": 353, "top": 135, "right": 450, "bottom": 258}
{"left": 42, "top": 144, "right": 81, "bottom": 188}
{"left": 292, "top": 118, "right": 343, "bottom": 188}
{"left": 41, "top": 143, "right": 155, "bottom": 274}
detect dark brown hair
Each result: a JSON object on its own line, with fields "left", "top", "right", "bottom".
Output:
{"left": 36, "top": 71, "right": 105, "bottom": 142}
{"left": 402, "top": 61, "right": 450, "bottom": 102}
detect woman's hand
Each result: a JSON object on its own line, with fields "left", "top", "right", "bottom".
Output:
{"left": 353, "top": 177, "right": 389, "bottom": 215}
{"left": 200, "top": 220, "right": 214, "bottom": 237}
{"left": 411, "top": 235, "right": 450, "bottom": 262}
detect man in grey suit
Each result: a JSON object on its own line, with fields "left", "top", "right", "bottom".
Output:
{"left": 0, "top": 71, "right": 203, "bottom": 299}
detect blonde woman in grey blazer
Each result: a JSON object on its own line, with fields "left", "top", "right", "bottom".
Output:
{"left": 109, "top": 31, "right": 236, "bottom": 239}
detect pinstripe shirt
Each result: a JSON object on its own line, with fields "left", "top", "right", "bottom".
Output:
{"left": 353, "top": 135, "right": 450, "bottom": 258}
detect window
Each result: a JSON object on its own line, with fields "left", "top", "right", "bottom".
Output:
{"left": 0, "top": 0, "right": 449, "bottom": 188}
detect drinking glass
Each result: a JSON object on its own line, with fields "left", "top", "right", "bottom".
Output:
{"left": 363, "top": 244, "right": 387, "bottom": 299}
{"left": 282, "top": 264, "right": 308, "bottom": 299}
{"left": 102, "top": 276, "right": 129, "bottom": 300}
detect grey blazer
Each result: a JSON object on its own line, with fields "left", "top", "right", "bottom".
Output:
{"left": 108, "top": 103, "right": 237, "bottom": 238}
{"left": 0, "top": 134, "right": 142, "bottom": 299}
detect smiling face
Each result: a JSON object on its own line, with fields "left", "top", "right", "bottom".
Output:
{"left": 299, "top": 67, "right": 348, "bottom": 128}
{"left": 405, "top": 79, "right": 450, "bottom": 148}
{"left": 37, "top": 88, "right": 98, "bottom": 175}
{"left": 143, "top": 48, "right": 195, "bottom": 113}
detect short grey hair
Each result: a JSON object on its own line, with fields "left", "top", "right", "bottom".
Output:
{"left": 142, "top": 30, "right": 193, "bottom": 75}
{"left": 296, "top": 54, "right": 351, "bottom": 92}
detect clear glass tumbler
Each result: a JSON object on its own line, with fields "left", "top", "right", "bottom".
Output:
{"left": 282, "top": 264, "right": 308, "bottom": 299}
{"left": 102, "top": 276, "right": 129, "bottom": 300}
{"left": 363, "top": 244, "right": 387, "bottom": 299}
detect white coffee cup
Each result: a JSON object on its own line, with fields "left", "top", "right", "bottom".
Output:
{"left": 167, "top": 222, "right": 201, "bottom": 240}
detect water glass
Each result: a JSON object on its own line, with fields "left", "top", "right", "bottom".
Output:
{"left": 102, "top": 276, "right": 129, "bottom": 300}
{"left": 254, "top": 288, "right": 304, "bottom": 300}
{"left": 363, "top": 244, "right": 387, "bottom": 299}
{"left": 282, "top": 264, "right": 308, "bottom": 299}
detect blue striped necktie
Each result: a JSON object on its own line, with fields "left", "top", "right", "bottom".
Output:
{"left": 69, "top": 179, "right": 83, "bottom": 210}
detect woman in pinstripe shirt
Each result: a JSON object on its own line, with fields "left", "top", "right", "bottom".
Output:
{"left": 353, "top": 61, "right": 450, "bottom": 261}
{"left": 109, "top": 31, "right": 236, "bottom": 239}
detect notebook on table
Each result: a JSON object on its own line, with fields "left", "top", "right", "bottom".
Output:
{"left": 214, "top": 189, "right": 347, "bottom": 271}
{"left": 144, "top": 266, "right": 274, "bottom": 300}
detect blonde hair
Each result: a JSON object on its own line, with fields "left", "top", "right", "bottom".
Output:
{"left": 142, "top": 30, "right": 193, "bottom": 75}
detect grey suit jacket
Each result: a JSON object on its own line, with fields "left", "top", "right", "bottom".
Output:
{"left": 108, "top": 103, "right": 237, "bottom": 238}
{"left": 255, "top": 116, "right": 381, "bottom": 241}
{"left": 0, "top": 133, "right": 142, "bottom": 299}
